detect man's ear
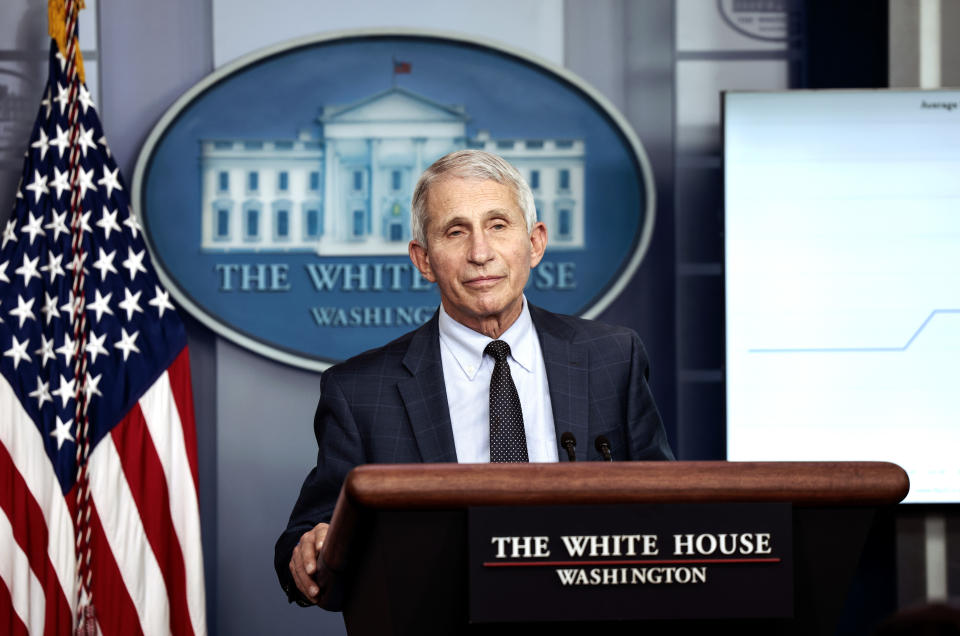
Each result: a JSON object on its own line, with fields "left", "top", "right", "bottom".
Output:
{"left": 408, "top": 240, "right": 436, "bottom": 282}
{"left": 528, "top": 221, "right": 548, "bottom": 268}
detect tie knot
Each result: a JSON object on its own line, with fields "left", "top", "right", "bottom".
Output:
{"left": 484, "top": 339, "right": 511, "bottom": 364}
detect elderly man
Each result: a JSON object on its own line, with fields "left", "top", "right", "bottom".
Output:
{"left": 275, "top": 149, "right": 673, "bottom": 606}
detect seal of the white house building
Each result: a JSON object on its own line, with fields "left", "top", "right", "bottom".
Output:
{"left": 133, "top": 30, "right": 656, "bottom": 370}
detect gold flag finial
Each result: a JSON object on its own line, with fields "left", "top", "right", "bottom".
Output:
{"left": 48, "top": 0, "right": 86, "bottom": 83}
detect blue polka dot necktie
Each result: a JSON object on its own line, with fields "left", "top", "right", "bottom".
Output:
{"left": 485, "top": 340, "right": 529, "bottom": 462}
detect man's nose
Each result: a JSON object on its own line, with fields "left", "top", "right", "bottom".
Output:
{"left": 467, "top": 231, "right": 494, "bottom": 264}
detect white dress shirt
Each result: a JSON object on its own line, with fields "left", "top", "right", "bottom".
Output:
{"left": 438, "top": 298, "right": 559, "bottom": 463}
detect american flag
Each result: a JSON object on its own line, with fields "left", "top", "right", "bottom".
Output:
{"left": 0, "top": 41, "right": 207, "bottom": 635}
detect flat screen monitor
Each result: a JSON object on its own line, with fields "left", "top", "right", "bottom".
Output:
{"left": 724, "top": 89, "right": 960, "bottom": 504}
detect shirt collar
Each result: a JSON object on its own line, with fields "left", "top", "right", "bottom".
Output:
{"left": 438, "top": 297, "right": 536, "bottom": 380}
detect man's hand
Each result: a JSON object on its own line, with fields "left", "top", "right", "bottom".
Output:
{"left": 288, "top": 522, "right": 330, "bottom": 604}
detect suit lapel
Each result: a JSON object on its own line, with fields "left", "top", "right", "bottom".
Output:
{"left": 530, "top": 305, "right": 590, "bottom": 461}
{"left": 397, "top": 315, "right": 459, "bottom": 463}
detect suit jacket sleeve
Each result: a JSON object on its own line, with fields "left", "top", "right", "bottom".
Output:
{"left": 625, "top": 331, "right": 675, "bottom": 461}
{"left": 274, "top": 370, "right": 365, "bottom": 604}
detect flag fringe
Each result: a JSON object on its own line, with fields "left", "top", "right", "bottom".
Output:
{"left": 48, "top": 0, "right": 87, "bottom": 84}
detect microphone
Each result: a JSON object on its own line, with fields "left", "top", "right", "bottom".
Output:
{"left": 594, "top": 435, "right": 613, "bottom": 462}
{"left": 560, "top": 432, "right": 577, "bottom": 462}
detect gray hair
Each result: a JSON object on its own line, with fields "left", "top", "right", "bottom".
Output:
{"left": 410, "top": 149, "right": 537, "bottom": 245}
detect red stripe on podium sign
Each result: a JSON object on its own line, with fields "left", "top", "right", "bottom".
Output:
{"left": 483, "top": 557, "right": 782, "bottom": 567}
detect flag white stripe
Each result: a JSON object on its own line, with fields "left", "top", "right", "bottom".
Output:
{"left": 0, "top": 509, "right": 46, "bottom": 634}
{"left": 139, "top": 369, "right": 207, "bottom": 636}
{"left": 88, "top": 435, "right": 170, "bottom": 636}
{"left": 0, "top": 374, "right": 77, "bottom": 617}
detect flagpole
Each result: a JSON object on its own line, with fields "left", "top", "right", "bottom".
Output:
{"left": 51, "top": 0, "right": 96, "bottom": 632}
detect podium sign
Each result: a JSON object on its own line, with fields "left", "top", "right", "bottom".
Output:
{"left": 320, "top": 462, "right": 907, "bottom": 635}
{"left": 468, "top": 503, "right": 793, "bottom": 622}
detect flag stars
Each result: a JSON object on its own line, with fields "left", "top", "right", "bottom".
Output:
{"left": 21, "top": 212, "right": 45, "bottom": 245}
{"left": 123, "top": 210, "right": 141, "bottom": 238}
{"left": 78, "top": 84, "right": 95, "bottom": 114}
{"left": 35, "top": 334, "right": 57, "bottom": 367}
{"left": 24, "top": 169, "right": 49, "bottom": 203}
{"left": 45, "top": 210, "right": 71, "bottom": 242}
{"left": 98, "top": 166, "right": 122, "bottom": 199}
{"left": 92, "top": 248, "right": 118, "bottom": 280}
{"left": 85, "top": 372, "right": 103, "bottom": 400}
{"left": 98, "top": 134, "right": 112, "bottom": 157}
{"left": 0, "top": 260, "right": 8, "bottom": 283}
{"left": 87, "top": 289, "right": 114, "bottom": 323}
{"left": 115, "top": 328, "right": 140, "bottom": 361}
{"left": 86, "top": 331, "right": 109, "bottom": 364}
{"left": 122, "top": 247, "right": 147, "bottom": 281}
{"left": 52, "top": 375, "right": 76, "bottom": 408}
{"left": 28, "top": 376, "right": 52, "bottom": 410}
{"left": 9, "top": 294, "right": 36, "bottom": 328}
{"left": 77, "top": 167, "right": 96, "bottom": 199}
{"left": 4, "top": 335, "right": 31, "bottom": 369}
{"left": 97, "top": 206, "right": 122, "bottom": 239}
{"left": 77, "top": 124, "right": 97, "bottom": 158}
{"left": 41, "top": 87, "right": 52, "bottom": 118}
{"left": 40, "top": 253, "right": 65, "bottom": 283}
{"left": 50, "top": 125, "right": 70, "bottom": 158}
{"left": 50, "top": 166, "right": 71, "bottom": 199}
{"left": 2, "top": 220, "right": 17, "bottom": 249}
{"left": 40, "top": 292, "right": 61, "bottom": 325}
{"left": 118, "top": 288, "right": 143, "bottom": 321}
{"left": 49, "top": 416, "right": 75, "bottom": 450}
{"left": 15, "top": 254, "right": 42, "bottom": 285}
{"left": 78, "top": 209, "right": 94, "bottom": 235}
{"left": 59, "top": 290, "right": 77, "bottom": 318}
{"left": 56, "top": 332, "right": 76, "bottom": 365}
{"left": 54, "top": 81, "right": 70, "bottom": 113}
{"left": 149, "top": 285, "right": 175, "bottom": 317}
{"left": 31, "top": 127, "right": 50, "bottom": 160}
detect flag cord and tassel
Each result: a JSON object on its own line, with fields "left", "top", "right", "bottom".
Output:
{"left": 51, "top": 0, "right": 95, "bottom": 633}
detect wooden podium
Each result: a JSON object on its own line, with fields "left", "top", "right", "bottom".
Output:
{"left": 314, "top": 461, "right": 908, "bottom": 635}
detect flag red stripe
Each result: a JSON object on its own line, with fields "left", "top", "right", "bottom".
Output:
{"left": 112, "top": 404, "right": 194, "bottom": 636}
{"left": 0, "top": 444, "right": 73, "bottom": 635}
{"left": 84, "top": 500, "right": 145, "bottom": 636}
{"left": 167, "top": 347, "right": 200, "bottom": 489}
{"left": 0, "top": 576, "right": 30, "bottom": 636}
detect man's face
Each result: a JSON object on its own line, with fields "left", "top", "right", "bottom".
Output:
{"left": 409, "top": 176, "right": 547, "bottom": 336}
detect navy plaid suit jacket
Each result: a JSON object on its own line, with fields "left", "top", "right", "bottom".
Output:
{"left": 275, "top": 304, "right": 673, "bottom": 602}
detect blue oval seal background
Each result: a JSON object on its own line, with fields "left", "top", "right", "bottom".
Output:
{"left": 135, "top": 32, "right": 653, "bottom": 369}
